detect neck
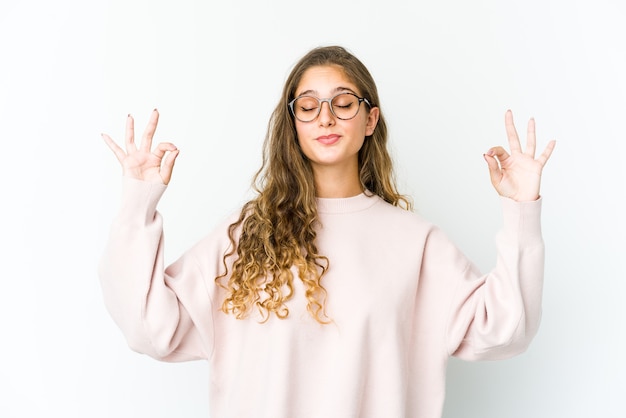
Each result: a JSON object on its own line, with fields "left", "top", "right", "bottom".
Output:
{"left": 312, "top": 163, "right": 362, "bottom": 198}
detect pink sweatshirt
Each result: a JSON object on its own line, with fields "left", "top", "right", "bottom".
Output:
{"left": 99, "top": 177, "right": 545, "bottom": 418}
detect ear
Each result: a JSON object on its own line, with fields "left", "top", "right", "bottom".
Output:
{"left": 365, "top": 107, "right": 380, "bottom": 136}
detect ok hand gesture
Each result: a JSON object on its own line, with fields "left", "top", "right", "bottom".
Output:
{"left": 102, "top": 109, "right": 179, "bottom": 185}
{"left": 484, "top": 110, "right": 556, "bottom": 202}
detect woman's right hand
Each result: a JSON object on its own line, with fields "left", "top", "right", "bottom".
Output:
{"left": 102, "top": 109, "right": 179, "bottom": 185}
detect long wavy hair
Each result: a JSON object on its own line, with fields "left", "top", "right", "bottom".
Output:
{"left": 215, "top": 45, "right": 412, "bottom": 323}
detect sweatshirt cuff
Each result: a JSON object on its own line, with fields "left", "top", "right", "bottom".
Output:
{"left": 117, "top": 177, "right": 168, "bottom": 226}
{"left": 500, "top": 196, "right": 543, "bottom": 245}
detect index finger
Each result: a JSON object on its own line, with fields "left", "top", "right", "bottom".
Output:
{"left": 504, "top": 110, "right": 522, "bottom": 154}
{"left": 139, "top": 109, "right": 160, "bottom": 152}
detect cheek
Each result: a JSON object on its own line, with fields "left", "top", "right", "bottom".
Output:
{"left": 294, "top": 122, "right": 307, "bottom": 142}
{"left": 356, "top": 120, "right": 370, "bottom": 139}
{"left": 293, "top": 123, "right": 311, "bottom": 155}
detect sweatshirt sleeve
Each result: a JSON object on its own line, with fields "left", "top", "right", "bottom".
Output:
{"left": 444, "top": 196, "right": 544, "bottom": 361}
{"left": 98, "top": 177, "right": 215, "bottom": 362}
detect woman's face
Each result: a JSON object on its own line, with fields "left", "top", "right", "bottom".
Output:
{"left": 293, "top": 65, "right": 379, "bottom": 175}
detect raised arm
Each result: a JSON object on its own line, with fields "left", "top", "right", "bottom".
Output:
{"left": 447, "top": 110, "right": 556, "bottom": 360}
{"left": 99, "top": 111, "right": 210, "bottom": 362}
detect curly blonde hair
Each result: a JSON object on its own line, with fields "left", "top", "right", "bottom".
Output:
{"left": 216, "top": 46, "right": 411, "bottom": 323}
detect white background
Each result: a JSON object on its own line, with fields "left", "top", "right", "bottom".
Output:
{"left": 1, "top": 0, "right": 625, "bottom": 417}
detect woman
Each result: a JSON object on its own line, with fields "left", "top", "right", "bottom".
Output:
{"left": 100, "top": 45, "right": 555, "bottom": 418}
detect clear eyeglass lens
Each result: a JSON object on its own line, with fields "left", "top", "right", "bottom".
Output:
{"left": 293, "top": 93, "right": 360, "bottom": 122}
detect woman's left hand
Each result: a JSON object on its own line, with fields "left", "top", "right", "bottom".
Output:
{"left": 484, "top": 110, "right": 556, "bottom": 201}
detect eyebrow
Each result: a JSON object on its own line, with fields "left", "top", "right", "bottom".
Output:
{"left": 296, "top": 86, "right": 359, "bottom": 97}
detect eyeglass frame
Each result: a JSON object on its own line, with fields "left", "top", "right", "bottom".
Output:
{"left": 288, "top": 92, "right": 372, "bottom": 123}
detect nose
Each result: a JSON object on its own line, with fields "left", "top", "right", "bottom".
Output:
{"left": 318, "top": 100, "right": 335, "bottom": 126}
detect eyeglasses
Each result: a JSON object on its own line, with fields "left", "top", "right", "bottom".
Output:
{"left": 288, "top": 92, "right": 371, "bottom": 123}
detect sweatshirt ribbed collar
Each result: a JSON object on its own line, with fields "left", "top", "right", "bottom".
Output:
{"left": 315, "top": 191, "right": 379, "bottom": 214}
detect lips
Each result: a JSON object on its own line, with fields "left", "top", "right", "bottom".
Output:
{"left": 316, "top": 134, "right": 341, "bottom": 145}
